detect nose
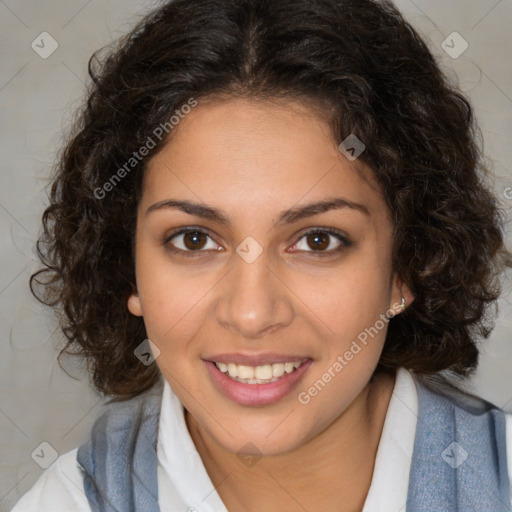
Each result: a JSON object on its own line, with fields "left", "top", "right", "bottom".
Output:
{"left": 214, "top": 250, "right": 294, "bottom": 339}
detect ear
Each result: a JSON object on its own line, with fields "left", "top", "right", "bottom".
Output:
{"left": 389, "top": 273, "right": 415, "bottom": 317}
{"left": 127, "top": 291, "right": 143, "bottom": 317}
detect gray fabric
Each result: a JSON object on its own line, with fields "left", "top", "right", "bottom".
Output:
{"left": 407, "top": 374, "right": 511, "bottom": 511}
{"left": 77, "top": 381, "right": 163, "bottom": 512}
{"left": 76, "top": 372, "right": 510, "bottom": 511}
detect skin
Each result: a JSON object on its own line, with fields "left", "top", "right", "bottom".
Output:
{"left": 128, "top": 97, "right": 415, "bottom": 511}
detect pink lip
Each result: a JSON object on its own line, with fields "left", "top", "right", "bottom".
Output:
{"left": 204, "top": 359, "right": 313, "bottom": 406}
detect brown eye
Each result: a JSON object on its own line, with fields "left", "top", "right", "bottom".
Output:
{"left": 292, "top": 228, "right": 352, "bottom": 256}
{"left": 164, "top": 228, "right": 220, "bottom": 256}
{"left": 182, "top": 231, "right": 208, "bottom": 250}
{"left": 306, "top": 232, "right": 330, "bottom": 251}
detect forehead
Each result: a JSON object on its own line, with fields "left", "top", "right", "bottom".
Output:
{"left": 141, "top": 97, "right": 387, "bottom": 222}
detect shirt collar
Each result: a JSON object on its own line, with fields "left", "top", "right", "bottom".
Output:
{"left": 157, "top": 367, "right": 418, "bottom": 511}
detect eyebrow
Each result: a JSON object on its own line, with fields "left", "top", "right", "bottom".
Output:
{"left": 145, "top": 197, "right": 370, "bottom": 227}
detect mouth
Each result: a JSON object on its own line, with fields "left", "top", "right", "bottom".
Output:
{"left": 204, "top": 355, "right": 313, "bottom": 406}
{"left": 213, "top": 360, "right": 305, "bottom": 384}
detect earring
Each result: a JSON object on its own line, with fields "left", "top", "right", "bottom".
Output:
{"left": 400, "top": 296, "right": 407, "bottom": 311}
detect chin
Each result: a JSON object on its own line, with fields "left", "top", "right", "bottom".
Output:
{"left": 208, "top": 418, "right": 311, "bottom": 458}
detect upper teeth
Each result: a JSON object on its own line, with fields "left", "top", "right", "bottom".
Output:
{"left": 215, "top": 361, "right": 302, "bottom": 381}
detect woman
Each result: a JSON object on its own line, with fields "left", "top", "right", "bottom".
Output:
{"left": 12, "top": 0, "right": 512, "bottom": 510}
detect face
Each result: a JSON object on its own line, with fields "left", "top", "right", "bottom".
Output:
{"left": 128, "top": 97, "right": 413, "bottom": 456}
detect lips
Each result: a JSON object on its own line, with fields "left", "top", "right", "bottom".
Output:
{"left": 204, "top": 354, "right": 313, "bottom": 406}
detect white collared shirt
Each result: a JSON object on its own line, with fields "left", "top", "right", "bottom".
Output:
{"left": 11, "top": 367, "right": 512, "bottom": 511}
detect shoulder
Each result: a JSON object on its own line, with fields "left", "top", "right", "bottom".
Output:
{"left": 10, "top": 448, "right": 91, "bottom": 512}
{"left": 412, "top": 371, "right": 512, "bottom": 505}
{"left": 89, "top": 380, "right": 164, "bottom": 434}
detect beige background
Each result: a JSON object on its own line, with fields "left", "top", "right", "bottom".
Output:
{"left": 0, "top": 0, "right": 511, "bottom": 510}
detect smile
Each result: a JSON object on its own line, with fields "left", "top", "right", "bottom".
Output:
{"left": 214, "top": 361, "right": 303, "bottom": 384}
{"left": 205, "top": 358, "right": 313, "bottom": 406}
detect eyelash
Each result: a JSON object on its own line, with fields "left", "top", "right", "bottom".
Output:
{"left": 163, "top": 226, "right": 352, "bottom": 258}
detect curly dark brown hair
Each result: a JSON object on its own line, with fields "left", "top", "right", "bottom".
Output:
{"left": 30, "top": 0, "right": 512, "bottom": 400}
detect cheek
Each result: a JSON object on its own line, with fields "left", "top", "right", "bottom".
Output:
{"left": 139, "top": 280, "right": 205, "bottom": 347}
{"left": 291, "top": 254, "right": 392, "bottom": 343}
{"left": 134, "top": 247, "right": 204, "bottom": 345}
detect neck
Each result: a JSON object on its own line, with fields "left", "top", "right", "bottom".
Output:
{"left": 186, "top": 371, "right": 396, "bottom": 512}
